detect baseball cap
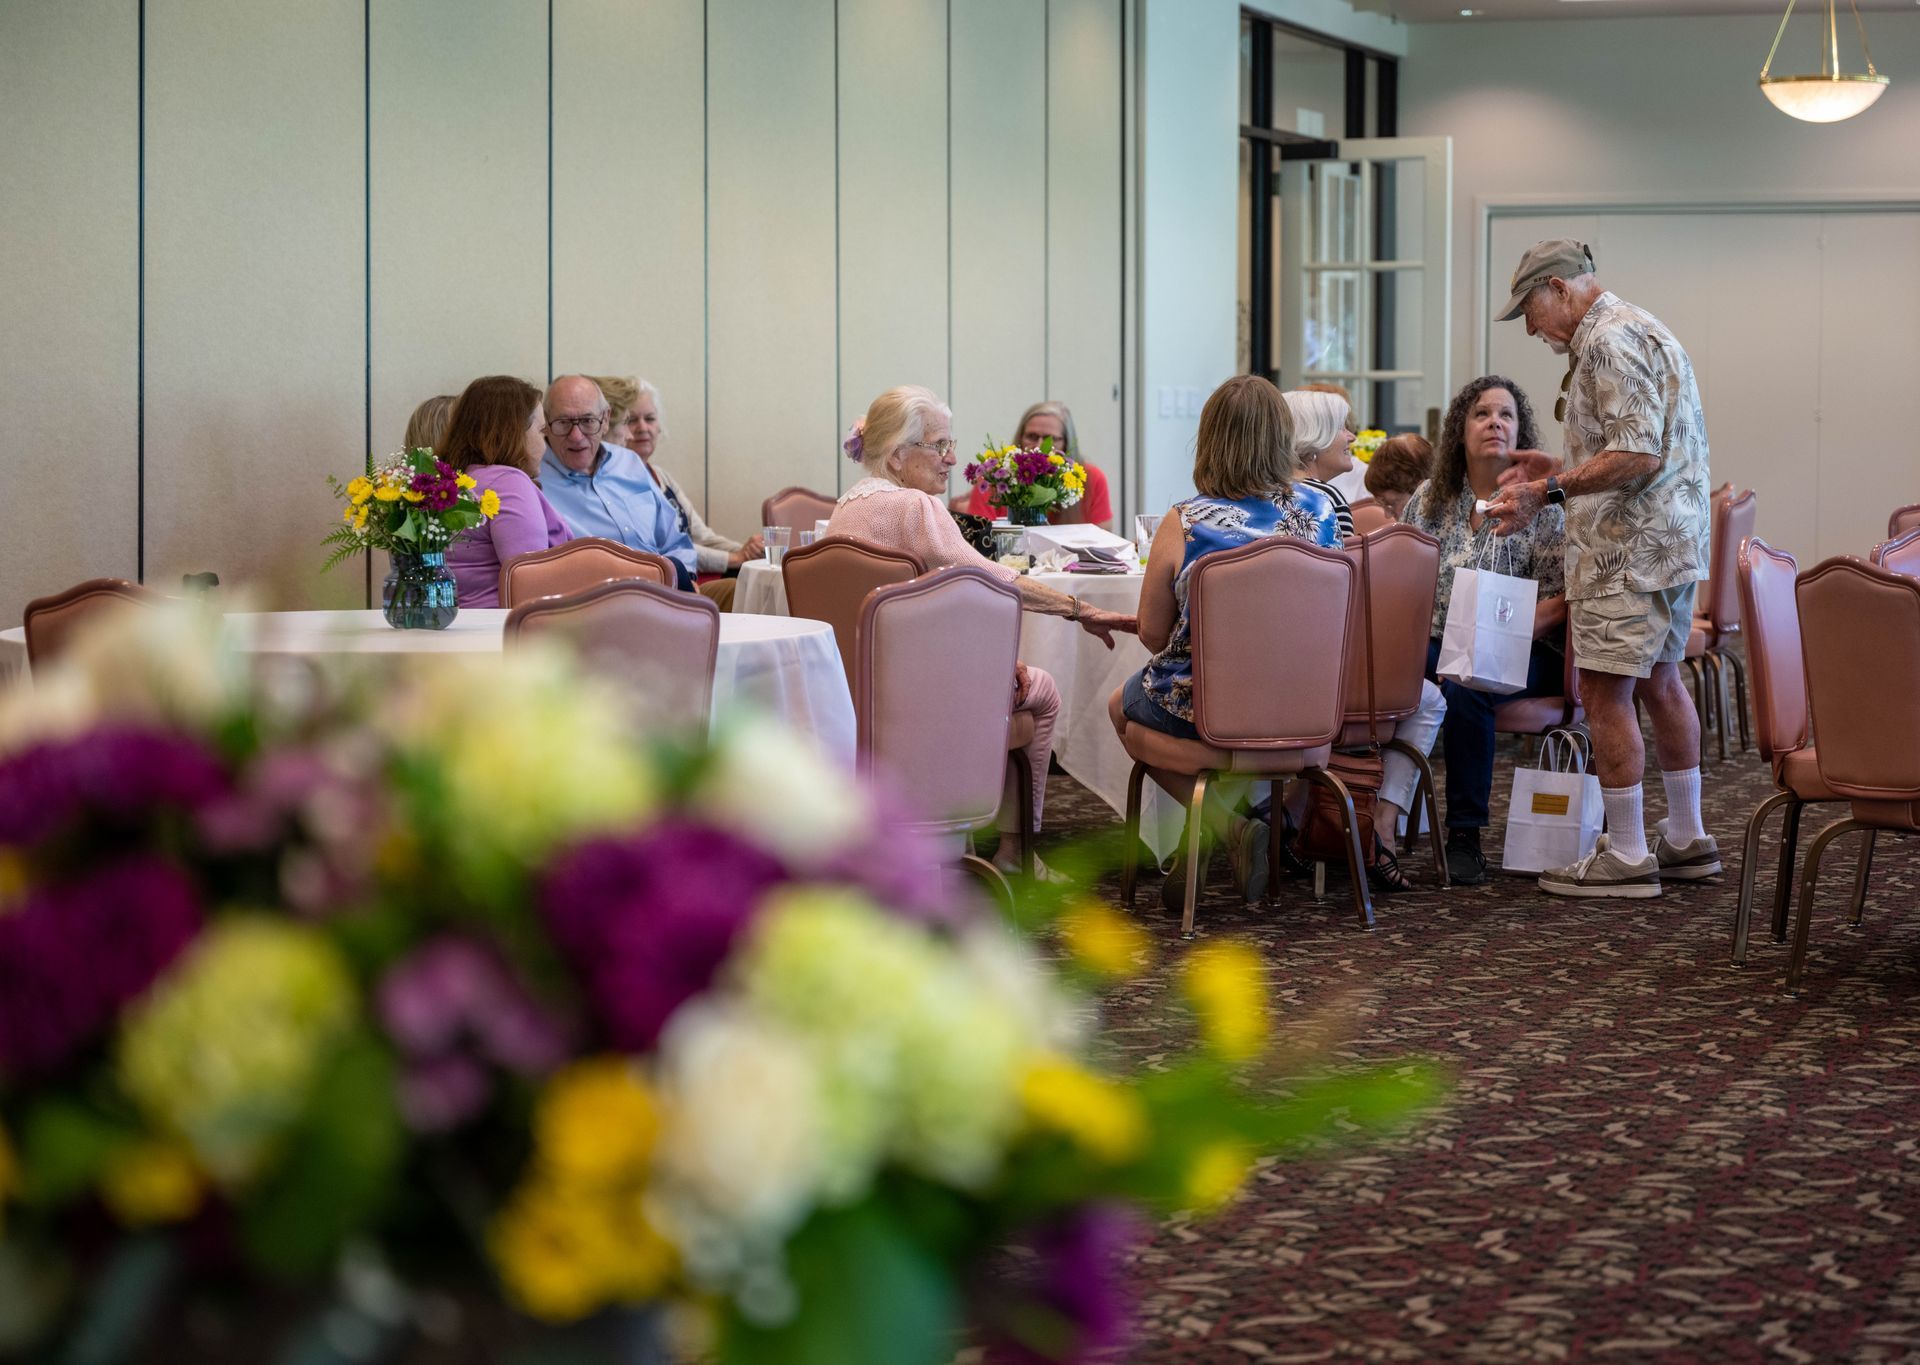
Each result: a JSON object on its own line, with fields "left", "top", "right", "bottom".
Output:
{"left": 1495, "top": 239, "right": 1596, "bottom": 322}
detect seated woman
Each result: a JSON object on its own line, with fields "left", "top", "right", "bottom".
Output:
{"left": 1404, "top": 375, "right": 1568, "bottom": 885}
{"left": 403, "top": 393, "right": 457, "bottom": 455}
{"left": 1284, "top": 389, "right": 1359, "bottom": 539}
{"left": 1364, "top": 433, "right": 1434, "bottom": 523}
{"left": 832, "top": 385, "right": 1134, "bottom": 877}
{"left": 955, "top": 400, "right": 1114, "bottom": 530}
{"left": 593, "top": 375, "right": 761, "bottom": 610}
{"left": 440, "top": 375, "right": 573, "bottom": 609}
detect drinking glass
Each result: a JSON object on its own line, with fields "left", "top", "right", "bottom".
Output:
{"left": 798, "top": 530, "right": 818, "bottom": 548}
{"left": 763, "top": 526, "right": 792, "bottom": 565}
{"left": 1133, "top": 512, "right": 1164, "bottom": 566}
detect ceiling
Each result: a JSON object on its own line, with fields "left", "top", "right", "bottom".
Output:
{"left": 1374, "top": 0, "right": 1915, "bottom": 24}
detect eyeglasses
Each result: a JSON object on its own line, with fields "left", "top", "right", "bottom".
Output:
{"left": 546, "top": 415, "right": 606, "bottom": 437}
{"left": 907, "top": 439, "right": 955, "bottom": 457}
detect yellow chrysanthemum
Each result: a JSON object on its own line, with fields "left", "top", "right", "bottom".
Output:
{"left": 401, "top": 489, "right": 426, "bottom": 504}
{"left": 374, "top": 481, "right": 404, "bottom": 502}
{"left": 342, "top": 505, "right": 358, "bottom": 525}
{"left": 490, "top": 1180, "right": 674, "bottom": 1322}
{"left": 535, "top": 1057, "right": 659, "bottom": 1185}
{"left": 353, "top": 506, "right": 370, "bottom": 532}
{"left": 1019, "top": 1055, "right": 1148, "bottom": 1164}
{"left": 100, "top": 1139, "right": 203, "bottom": 1226}
{"left": 1183, "top": 1139, "right": 1253, "bottom": 1211}
{"left": 456, "top": 472, "right": 478, "bottom": 490}
{"left": 347, "top": 476, "right": 374, "bottom": 506}
{"left": 1048, "top": 452, "right": 1066, "bottom": 467}
{"left": 479, "top": 488, "right": 502, "bottom": 519}
{"left": 1058, "top": 899, "right": 1152, "bottom": 980}
{"left": 1181, "top": 940, "right": 1268, "bottom": 1062}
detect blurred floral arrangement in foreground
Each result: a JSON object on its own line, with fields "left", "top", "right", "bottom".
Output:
{"left": 0, "top": 604, "right": 1440, "bottom": 1364}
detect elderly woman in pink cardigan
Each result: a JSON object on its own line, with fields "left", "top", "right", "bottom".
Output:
{"left": 829, "top": 385, "right": 1136, "bottom": 879}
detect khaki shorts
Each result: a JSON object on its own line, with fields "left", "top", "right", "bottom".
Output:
{"left": 1569, "top": 583, "right": 1697, "bottom": 679}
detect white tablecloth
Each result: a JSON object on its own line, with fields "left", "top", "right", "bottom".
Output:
{"left": 733, "top": 563, "right": 1182, "bottom": 859}
{"left": 0, "top": 610, "right": 856, "bottom": 768}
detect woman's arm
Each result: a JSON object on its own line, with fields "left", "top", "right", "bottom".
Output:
{"left": 489, "top": 471, "right": 563, "bottom": 562}
{"left": 1135, "top": 507, "right": 1185, "bottom": 654}
{"left": 1534, "top": 594, "right": 1568, "bottom": 638}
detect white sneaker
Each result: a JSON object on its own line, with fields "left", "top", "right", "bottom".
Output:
{"left": 1538, "top": 834, "right": 1662, "bottom": 899}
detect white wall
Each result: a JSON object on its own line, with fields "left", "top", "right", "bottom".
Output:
{"left": 0, "top": 0, "right": 1127, "bottom": 626}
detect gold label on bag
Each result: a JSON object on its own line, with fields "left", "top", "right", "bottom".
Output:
{"left": 1531, "top": 793, "right": 1570, "bottom": 816}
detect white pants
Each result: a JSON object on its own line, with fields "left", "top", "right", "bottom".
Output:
{"left": 1382, "top": 679, "right": 1446, "bottom": 826}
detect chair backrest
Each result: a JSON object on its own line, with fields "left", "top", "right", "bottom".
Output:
{"left": 1339, "top": 525, "right": 1440, "bottom": 731}
{"left": 1890, "top": 503, "right": 1920, "bottom": 539}
{"left": 22, "top": 578, "right": 157, "bottom": 668}
{"left": 1871, "top": 527, "right": 1920, "bottom": 578}
{"left": 781, "top": 535, "right": 925, "bottom": 684}
{"left": 1796, "top": 556, "right": 1920, "bottom": 802}
{"left": 1735, "top": 535, "right": 1806, "bottom": 761}
{"left": 854, "top": 566, "right": 1021, "bottom": 834}
{"left": 761, "top": 486, "right": 839, "bottom": 534}
{"left": 504, "top": 578, "right": 720, "bottom": 737}
{"left": 1348, "top": 499, "right": 1393, "bottom": 537}
{"left": 1705, "top": 489, "right": 1757, "bottom": 632}
{"left": 500, "top": 537, "right": 675, "bottom": 608}
{"left": 1188, "top": 538, "right": 1354, "bottom": 749}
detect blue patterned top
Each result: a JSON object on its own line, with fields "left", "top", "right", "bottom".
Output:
{"left": 1139, "top": 486, "right": 1341, "bottom": 720}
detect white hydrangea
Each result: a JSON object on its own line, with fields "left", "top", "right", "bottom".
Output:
{"left": 692, "top": 713, "right": 866, "bottom": 863}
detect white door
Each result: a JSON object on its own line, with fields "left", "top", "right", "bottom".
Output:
{"left": 1279, "top": 137, "right": 1452, "bottom": 438}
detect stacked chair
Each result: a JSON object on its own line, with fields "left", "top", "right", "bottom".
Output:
{"left": 499, "top": 538, "right": 676, "bottom": 608}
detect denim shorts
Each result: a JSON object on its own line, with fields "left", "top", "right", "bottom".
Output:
{"left": 1121, "top": 670, "right": 1201, "bottom": 740}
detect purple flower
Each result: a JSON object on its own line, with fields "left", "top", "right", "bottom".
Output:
{"left": 0, "top": 729, "right": 230, "bottom": 848}
{"left": 980, "top": 1204, "right": 1143, "bottom": 1364}
{"left": 812, "top": 819, "right": 973, "bottom": 930}
{"left": 538, "top": 821, "right": 788, "bottom": 1050}
{"left": 0, "top": 857, "right": 202, "bottom": 1077}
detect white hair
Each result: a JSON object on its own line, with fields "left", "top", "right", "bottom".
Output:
{"left": 1283, "top": 390, "right": 1351, "bottom": 466}
{"left": 861, "top": 385, "right": 952, "bottom": 474}
{"left": 635, "top": 377, "right": 665, "bottom": 439}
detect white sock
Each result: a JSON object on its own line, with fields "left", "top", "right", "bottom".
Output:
{"left": 1662, "top": 767, "right": 1705, "bottom": 845}
{"left": 1602, "top": 784, "right": 1648, "bottom": 863}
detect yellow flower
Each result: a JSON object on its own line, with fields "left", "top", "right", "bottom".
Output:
{"left": 1058, "top": 899, "right": 1152, "bottom": 980}
{"left": 100, "top": 1140, "right": 203, "bottom": 1226}
{"left": 535, "top": 1057, "right": 659, "bottom": 1185}
{"left": 342, "top": 505, "right": 358, "bottom": 525}
{"left": 401, "top": 489, "right": 426, "bottom": 504}
{"left": 347, "top": 476, "right": 374, "bottom": 506}
{"left": 352, "top": 506, "right": 370, "bottom": 532}
{"left": 374, "top": 481, "right": 404, "bottom": 502}
{"left": 1048, "top": 452, "right": 1065, "bottom": 467}
{"left": 1018, "top": 1055, "right": 1148, "bottom": 1164}
{"left": 1183, "top": 1139, "right": 1253, "bottom": 1211}
{"left": 490, "top": 1179, "right": 674, "bottom": 1321}
{"left": 456, "top": 472, "right": 478, "bottom": 491}
{"left": 1180, "top": 940, "right": 1268, "bottom": 1062}
{"left": 479, "top": 488, "right": 502, "bottom": 519}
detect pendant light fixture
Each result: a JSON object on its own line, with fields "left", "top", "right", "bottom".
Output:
{"left": 1758, "top": 0, "right": 1889, "bottom": 123}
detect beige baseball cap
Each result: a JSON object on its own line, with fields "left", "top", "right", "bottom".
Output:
{"left": 1495, "top": 239, "right": 1596, "bottom": 322}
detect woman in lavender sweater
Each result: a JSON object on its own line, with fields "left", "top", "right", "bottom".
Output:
{"left": 440, "top": 375, "right": 573, "bottom": 608}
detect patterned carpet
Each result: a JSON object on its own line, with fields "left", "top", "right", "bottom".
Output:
{"left": 1038, "top": 726, "right": 1920, "bottom": 1361}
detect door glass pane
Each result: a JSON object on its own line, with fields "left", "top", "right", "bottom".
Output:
{"left": 1306, "top": 270, "right": 1361, "bottom": 373}
{"left": 1271, "top": 30, "right": 1344, "bottom": 137}
{"left": 1359, "top": 378, "right": 1432, "bottom": 441}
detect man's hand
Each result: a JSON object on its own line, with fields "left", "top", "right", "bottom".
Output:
{"left": 1486, "top": 480, "right": 1547, "bottom": 537}
{"left": 1498, "top": 449, "right": 1563, "bottom": 487}
{"left": 740, "top": 533, "right": 766, "bottom": 560}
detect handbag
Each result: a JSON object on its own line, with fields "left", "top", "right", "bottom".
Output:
{"left": 1296, "top": 530, "right": 1382, "bottom": 864}
{"left": 1435, "top": 533, "right": 1538, "bottom": 695}
{"left": 1500, "top": 730, "right": 1604, "bottom": 874}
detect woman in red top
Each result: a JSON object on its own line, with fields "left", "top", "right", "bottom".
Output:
{"left": 956, "top": 401, "right": 1113, "bottom": 530}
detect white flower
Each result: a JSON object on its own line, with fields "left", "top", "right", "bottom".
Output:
{"left": 693, "top": 713, "right": 865, "bottom": 863}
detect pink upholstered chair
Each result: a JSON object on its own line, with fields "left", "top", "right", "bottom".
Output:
{"left": 1493, "top": 628, "right": 1584, "bottom": 755}
{"left": 1870, "top": 528, "right": 1920, "bottom": 577}
{"left": 1109, "top": 538, "right": 1363, "bottom": 935}
{"left": 23, "top": 578, "right": 159, "bottom": 669}
{"left": 504, "top": 578, "right": 720, "bottom": 738}
{"left": 1785, "top": 557, "right": 1920, "bottom": 993}
{"left": 853, "top": 567, "right": 1025, "bottom": 891}
{"left": 500, "top": 537, "right": 676, "bottom": 608}
{"left": 1889, "top": 503, "right": 1920, "bottom": 540}
{"left": 1690, "top": 489, "right": 1757, "bottom": 759}
{"left": 1348, "top": 499, "right": 1393, "bottom": 537}
{"left": 761, "top": 487, "right": 839, "bottom": 534}
{"left": 781, "top": 535, "right": 925, "bottom": 687}
{"left": 1728, "top": 537, "right": 1871, "bottom": 966}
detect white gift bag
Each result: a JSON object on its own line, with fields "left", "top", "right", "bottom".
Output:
{"left": 1435, "top": 536, "right": 1538, "bottom": 695}
{"left": 1501, "top": 731, "right": 1604, "bottom": 874}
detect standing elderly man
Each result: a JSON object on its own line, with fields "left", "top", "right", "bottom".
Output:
{"left": 538, "top": 374, "right": 699, "bottom": 590}
{"left": 1486, "top": 241, "right": 1718, "bottom": 898}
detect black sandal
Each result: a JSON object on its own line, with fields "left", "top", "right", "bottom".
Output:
{"left": 1366, "top": 837, "right": 1413, "bottom": 894}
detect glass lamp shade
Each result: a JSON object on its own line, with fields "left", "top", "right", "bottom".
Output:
{"left": 1759, "top": 74, "right": 1889, "bottom": 122}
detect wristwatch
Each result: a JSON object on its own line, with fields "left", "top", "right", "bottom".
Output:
{"left": 1544, "top": 476, "right": 1566, "bottom": 507}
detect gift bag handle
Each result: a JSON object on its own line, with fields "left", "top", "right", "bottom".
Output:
{"left": 1474, "top": 525, "right": 1517, "bottom": 577}
{"left": 1540, "top": 728, "right": 1589, "bottom": 773}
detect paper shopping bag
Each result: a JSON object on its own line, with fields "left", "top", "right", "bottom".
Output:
{"left": 1435, "top": 564, "right": 1538, "bottom": 695}
{"left": 1501, "top": 732, "right": 1604, "bottom": 874}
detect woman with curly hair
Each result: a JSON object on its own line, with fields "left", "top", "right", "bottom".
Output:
{"left": 1404, "top": 375, "right": 1568, "bottom": 884}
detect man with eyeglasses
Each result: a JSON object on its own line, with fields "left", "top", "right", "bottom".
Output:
{"left": 538, "top": 374, "right": 698, "bottom": 590}
{"left": 1484, "top": 240, "right": 1718, "bottom": 901}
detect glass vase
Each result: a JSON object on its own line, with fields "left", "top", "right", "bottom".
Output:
{"left": 1006, "top": 503, "right": 1048, "bottom": 527}
{"left": 383, "top": 549, "right": 458, "bottom": 630}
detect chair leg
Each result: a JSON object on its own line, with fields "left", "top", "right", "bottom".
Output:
{"left": 1302, "top": 767, "right": 1374, "bottom": 930}
{"left": 1725, "top": 650, "right": 1750, "bottom": 753}
{"left": 1120, "top": 760, "right": 1146, "bottom": 910}
{"left": 1386, "top": 738, "right": 1448, "bottom": 888}
{"left": 958, "top": 854, "right": 1014, "bottom": 915}
{"left": 1732, "top": 789, "right": 1791, "bottom": 966}
{"left": 1683, "top": 660, "right": 1708, "bottom": 762}
{"left": 1703, "top": 653, "right": 1728, "bottom": 762}
{"left": 1770, "top": 797, "right": 1804, "bottom": 944}
{"left": 1401, "top": 764, "right": 1426, "bottom": 855}
{"left": 1849, "top": 830, "right": 1876, "bottom": 927}
{"left": 1179, "top": 772, "right": 1212, "bottom": 938}
{"left": 1785, "top": 818, "right": 1869, "bottom": 995}
{"left": 1266, "top": 799, "right": 1283, "bottom": 907}
{"left": 1007, "top": 748, "right": 1035, "bottom": 878}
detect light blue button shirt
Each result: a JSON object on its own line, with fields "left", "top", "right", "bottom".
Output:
{"left": 539, "top": 444, "right": 699, "bottom": 582}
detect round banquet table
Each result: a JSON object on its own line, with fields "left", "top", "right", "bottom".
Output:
{"left": 0, "top": 609, "right": 856, "bottom": 769}
{"left": 734, "top": 561, "right": 1184, "bottom": 861}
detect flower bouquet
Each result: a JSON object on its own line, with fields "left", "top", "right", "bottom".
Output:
{"left": 324, "top": 449, "right": 501, "bottom": 630}
{"left": 0, "top": 604, "right": 1439, "bottom": 1365}
{"left": 1350, "top": 428, "right": 1389, "bottom": 464}
{"left": 964, "top": 438, "right": 1088, "bottom": 526}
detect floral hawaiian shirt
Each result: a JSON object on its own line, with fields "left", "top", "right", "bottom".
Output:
{"left": 1559, "top": 291, "right": 1712, "bottom": 600}
{"left": 1403, "top": 483, "right": 1566, "bottom": 639}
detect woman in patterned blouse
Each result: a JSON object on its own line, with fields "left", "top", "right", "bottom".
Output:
{"left": 1403, "top": 375, "right": 1569, "bottom": 885}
